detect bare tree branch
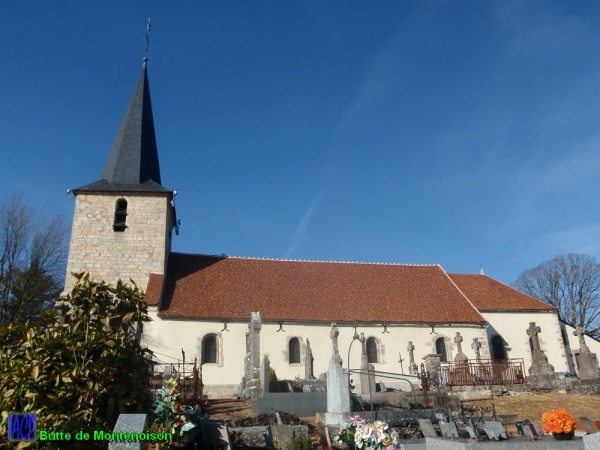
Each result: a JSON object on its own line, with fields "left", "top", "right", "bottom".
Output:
{"left": 0, "top": 193, "right": 68, "bottom": 324}
{"left": 514, "top": 254, "right": 600, "bottom": 339}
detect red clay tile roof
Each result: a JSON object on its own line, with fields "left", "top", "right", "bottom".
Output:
{"left": 145, "top": 273, "right": 164, "bottom": 306}
{"left": 448, "top": 274, "right": 556, "bottom": 312}
{"left": 156, "top": 253, "right": 487, "bottom": 324}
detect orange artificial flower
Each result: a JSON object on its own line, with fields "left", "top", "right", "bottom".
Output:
{"left": 542, "top": 408, "right": 576, "bottom": 434}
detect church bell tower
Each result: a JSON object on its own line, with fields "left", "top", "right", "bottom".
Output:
{"left": 64, "top": 60, "right": 176, "bottom": 293}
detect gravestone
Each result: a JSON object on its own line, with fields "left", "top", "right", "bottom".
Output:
{"left": 108, "top": 414, "right": 147, "bottom": 450}
{"left": 330, "top": 322, "right": 343, "bottom": 367}
{"left": 522, "top": 419, "right": 536, "bottom": 435}
{"left": 305, "top": 338, "right": 315, "bottom": 380}
{"left": 454, "top": 332, "right": 469, "bottom": 364}
{"left": 465, "top": 424, "right": 479, "bottom": 440}
{"left": 398, "top": 396, "right": 410, "bottom": 409}
{"left": 532, "top": 421, "right": 544, "bottom": 436}
{"left": 580, "top": 416, "right": 598, "bottom": 434}
{"left": 527, "top": 322, "right": 555, "bottom": 375}
{"left": 439, "top": 421, "right": 459, "bottom": 438}
{"left": 325, "top": 323, "right": 351, "bottom": 425}
{"left": 482, "top": 426, "right": 499, "bottom": 440}
{"left": 201, "top": 420, "right": 230, "bottom": 450}
{"left": 471, "top": 338, "right": 482, "bottom": 363}
{"left": 574, "top": 326, "right": 600, "bottom": 380}
{"left": 250, "top": 312, "right": 262, "bottom": 380}
{"left": 422, "top": 354, "right": 442, "bottom": 386}
{"left": 417, "top": 419, "right": 438, "bottom": 438}
{"left": 522, "top": 424, "right": 536, "bottom": 440}
{"left": 484, "top": 420, "right": 508, "bottom": 439}
{"left": 407, "top": 341, "right": 418, "bottom": 375}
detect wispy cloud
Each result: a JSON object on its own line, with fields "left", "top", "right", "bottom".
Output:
{"left": 536, "top": 224, "right": 600, "bottom": 257}
{"left": 283, "top": 192, "right": 325, "bottom": 258}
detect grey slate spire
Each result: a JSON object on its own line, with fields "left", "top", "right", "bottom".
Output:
{"left": 101, "top": 62, "right": 161, "bottom": 186}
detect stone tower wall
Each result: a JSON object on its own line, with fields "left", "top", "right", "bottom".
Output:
{"left": 64, "top": 192, "right": 172, "bottom": 293}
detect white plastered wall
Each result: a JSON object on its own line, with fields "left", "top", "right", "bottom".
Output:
{"left": 142, "top": 313, "right": 490, "bottom": 398}
{"left": 482, "top": 311, "right": 570, "bottom": 373}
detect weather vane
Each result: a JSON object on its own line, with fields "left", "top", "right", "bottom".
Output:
{"left": 144, "top": 18, "right": 151, "bottom": 63}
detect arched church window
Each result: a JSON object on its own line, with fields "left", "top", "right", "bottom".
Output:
{"left": 435, "top": 337, "right": 448, "bottom": 362}
{"left": 202, "top": 334, "right": 218, "bottom": 364}
{"left": 367, "top": 337, "right": 379, "bottom": 363}
{"left": 289, "top": 337, "right": 300, "bottom": 364}
{"left": 491, "top": 335, "right": 507, "bottom": 360}
{"left": 113, "top": 199, "right": 128, "bottom": 232}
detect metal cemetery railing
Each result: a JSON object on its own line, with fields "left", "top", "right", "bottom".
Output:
{"left": 439, "top": 358, "right": 527, "bottom": 386}
{"left": 149, "top": 349, "right": 204, "bottom": 401}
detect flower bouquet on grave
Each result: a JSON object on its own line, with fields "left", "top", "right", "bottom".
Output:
{"left": 332, "top": 416, "right": 405, "bottom": 450}
{"left": 542, "top": 408, "right": 576, "bottom": 440}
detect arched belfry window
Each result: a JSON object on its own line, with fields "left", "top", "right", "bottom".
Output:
{"left": 113, "top": 199, "right": 128, "bottom": 232}
{"left": 202, "top": 334, "right": 218, "bottom": 364}
{"left": 435, "top": 337, "right": 448, "bottom": 362}
{"left": 491, "top": 335, "right": 507, "bottom": 360}
{"left": 366, "top": 337, "right": 379, "bottom": 363}
{"left": 289, "top": 337, "right": 301, "bottom": 364}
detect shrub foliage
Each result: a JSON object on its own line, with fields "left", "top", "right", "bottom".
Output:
{"left": 0, "top": 273, "right": 154, "bottom": 449}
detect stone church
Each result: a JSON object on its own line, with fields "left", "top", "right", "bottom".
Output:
{"left": 64, "top": 62, "right": 600, "bottom": 398}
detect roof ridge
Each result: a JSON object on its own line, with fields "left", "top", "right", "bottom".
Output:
{"left": 174, "top": 252, "right": 438, "bottom": 266}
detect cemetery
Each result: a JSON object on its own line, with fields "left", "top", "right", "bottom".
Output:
{"left": 125, "top": 321, "right": 600, "bottom": 449}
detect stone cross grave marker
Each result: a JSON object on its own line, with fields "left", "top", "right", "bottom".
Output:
{"left": 574, "top": 325, "right": 590, "bottom": 352}
{"left": 360, "top": 333, "right": 368, "bottom": 368}
{"left": 527, "top": 322, "right": 542, "bottom": 352}
{"left": 454, "top": 332, "right": 468, "bottom": 364}
{"left": 330, "top": 323, "right": 342, "bottom": 366}
{"left": 573, "top": 325, "right": 600, "bottom": 380}
{"left": 471, "top": 338, "right": 481, "bottom": 363}
{"left": 407, "top": 341, "right": 418, "bottom": 375}
{"left": 454, "top": 332, "right": 464, "bottom": 353}
{"left": 526, "top": 322, "right": 555, "bottom": 375}
{"left": 305, "top": 338, "right": 315, "bottom": 380}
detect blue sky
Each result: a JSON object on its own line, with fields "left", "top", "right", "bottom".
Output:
{"left": 2, "top": 1, "right": 600, "bottom": 286}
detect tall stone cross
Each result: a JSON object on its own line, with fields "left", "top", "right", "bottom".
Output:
{"left": 407, "top": 341, "right": 418, "bottom": 375}
{"left": 330, "top": 323, "right": 343, "bottom": 366}
{"left": 574, "top": 325, "right": 590, "bottom": 353}
{"left": 471, "top": 338, "right": 481, "bottom": 362}
{"left": 305, "top": 338, "right": 315, "bottom": 379}
{"left": 527, "top": 322, "right": 542, "bottom": 353}
{"left": 359, "top": 333, "right": 368, "bottom": 368}
{"left": 454, "top": 332, "right": 464, "bottom": 354}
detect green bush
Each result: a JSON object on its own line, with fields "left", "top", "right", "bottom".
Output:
{"left": 0, "top": 273, "right": 154, "bottom": 449}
